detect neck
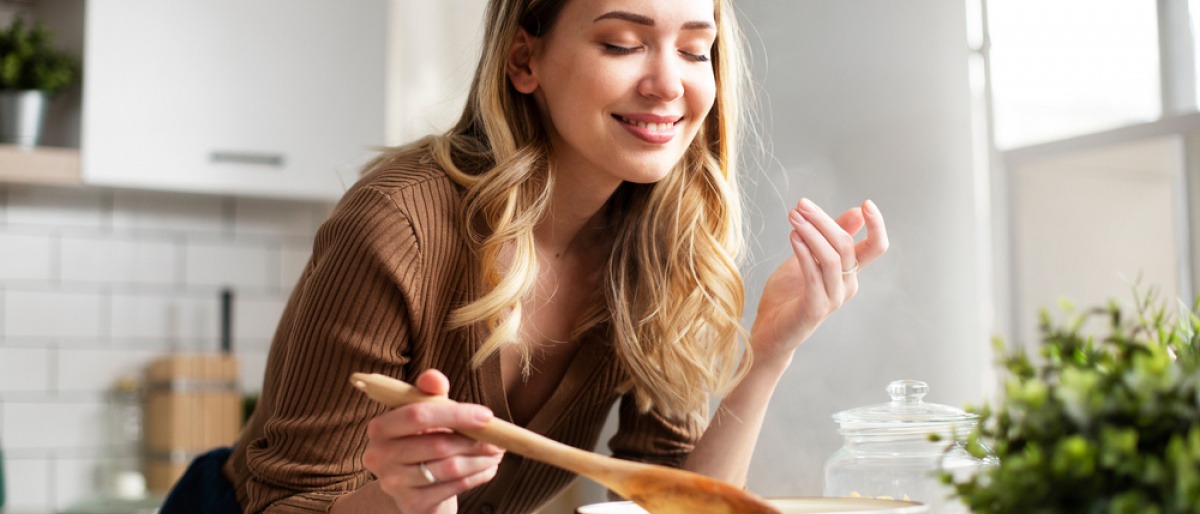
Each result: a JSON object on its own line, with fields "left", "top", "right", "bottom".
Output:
{"left": 534, "top": 168, "right": 621, "bottom": 259}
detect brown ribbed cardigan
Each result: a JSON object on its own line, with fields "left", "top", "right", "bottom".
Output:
{"left": 224, "top": 157, "right": 703, "bottom": 514}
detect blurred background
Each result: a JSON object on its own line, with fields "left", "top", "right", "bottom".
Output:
{"left": 0, "top": 0, "right": 1195, "bottom": 512}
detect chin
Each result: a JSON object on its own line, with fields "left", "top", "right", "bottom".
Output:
{"left": 615, "top": 156, "right": 685, "bottom": 185}
{"left": 620, "top": 169, "right": 675, "bottom": 185}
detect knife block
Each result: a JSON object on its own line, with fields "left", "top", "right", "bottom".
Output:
{"left": 143, "top": 354, "right": 241, "bottom": 494}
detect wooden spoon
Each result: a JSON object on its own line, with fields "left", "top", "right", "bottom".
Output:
{"left": 350, "top": 372, "right": 780, "bottom": 514}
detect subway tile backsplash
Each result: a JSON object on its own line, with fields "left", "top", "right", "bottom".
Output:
{"left": 0, "top": 232, "right": 55, "bottom": 281}
{"left": 5, "top": 290, "right": 106, "bottom": 340}
{"left": 59, "top": 236, "right": 180, "bottom": 285}
{"left": 0, "top": 183, "right": 330, "bottom": 512}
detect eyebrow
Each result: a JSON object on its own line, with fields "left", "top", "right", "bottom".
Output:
{"left": 594, "top": 11, "right": 715, "bottom": 30}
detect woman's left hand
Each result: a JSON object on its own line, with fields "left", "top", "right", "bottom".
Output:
{"left": 749, "top": 198, "right": 889, "bottom": 365}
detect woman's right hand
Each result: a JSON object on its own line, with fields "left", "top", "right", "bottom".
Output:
{"left": 362, "top": 369, "right": 506, "bottom": 514}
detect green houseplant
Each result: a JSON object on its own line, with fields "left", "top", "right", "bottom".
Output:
{"left": 945, "top": 289, "right": 1200, "bottom": 513}
{"left": 0, "top": 16, "right": 77, "bottom": 146}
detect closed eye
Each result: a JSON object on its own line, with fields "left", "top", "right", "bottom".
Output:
{"left": 603, "top": 43, "right": 638, "bottom": 55}
{"left": 680, "top": 50, "right": 710, "bottom": 63}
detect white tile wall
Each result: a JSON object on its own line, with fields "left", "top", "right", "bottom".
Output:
{"left": 184, "top": 241, "right": 275, "bottom": 291}
{"left": 60, "top": 236, "right": 180, "bottom": 286}
{"left": 56, "top": 349, "right": 162, "bottom": 393}
{"left": 3, "top": 400, "right": 109, "bottom": 450}
{"left": 109, "top": 293, "right": 217, "bottom": 349}
{"left": 233, "top": 197, "right": 325, "bottom": 238}
{"left": 54, "top": 457, "right": 108, "bottom": 511}
{"left": 0, "top": 183, "right": 330, "bottom": 511}
{"left": 0, "top": 232, "right": 54, "bottom": 281}
{"left": 232, "top": 297, "right": 287, "bottom": 348}
{"left": 0, "top": 347, "right": 52, "bottom": 392}
{"left": 111, "top": 190, "right": 226, "bottom": 234}
{"left": 3, "top": 457, "right": 52, "bottom": 512}
{"left": 5, "top": 290, "right": 104, "bottom": 340}
{"left": 6, "top": 186, "right": 106, "bottom": 230}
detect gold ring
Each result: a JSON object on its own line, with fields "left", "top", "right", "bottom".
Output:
{"left": 842, "top": 261, "right": 860, "bottom": 275}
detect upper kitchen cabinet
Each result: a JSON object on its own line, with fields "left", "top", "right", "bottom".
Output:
{"left": 81, "top": 0, "right": 388, "bottom": 201}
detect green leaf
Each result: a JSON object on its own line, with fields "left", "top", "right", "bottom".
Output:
{"left": 0, "top": 17, "right": 77, "bottom": 93}
{"left": 944, "top": 286, "right": 1200, "bottom": 512}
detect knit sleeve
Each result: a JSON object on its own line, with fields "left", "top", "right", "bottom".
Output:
{"left": 607, "top": 393, "right": 706, "bottom": 469}
{"left": 239, "top": 186, "right": 423, "bottom": 513}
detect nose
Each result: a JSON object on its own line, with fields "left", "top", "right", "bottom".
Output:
{"left": 637, "top": 51, "right": 684, "bottom": 102}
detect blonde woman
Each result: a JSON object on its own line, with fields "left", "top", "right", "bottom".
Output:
{"left": 161, "top": 0, "right": 889, "bottom": 513}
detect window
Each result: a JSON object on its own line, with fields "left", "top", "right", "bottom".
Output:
{"left": 988, "top": 0, "right": 1162, "bottom": 149}
{"left": 982, "top": 0, "right": 1200, "bottom": 348}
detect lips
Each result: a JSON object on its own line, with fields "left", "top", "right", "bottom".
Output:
{"left": 613, "top": 113, "right": 682, "bottom": 144}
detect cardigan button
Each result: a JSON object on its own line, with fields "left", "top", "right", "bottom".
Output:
{"left": 480, "top": 504, "right": 495, "bottom": 514}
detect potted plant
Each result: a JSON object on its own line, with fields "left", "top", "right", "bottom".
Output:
{"left": 0, "top": 16, "right": 77, "bottom": 146}
{"left": 944, "top": 288, "right": 1200, "bottom": 513}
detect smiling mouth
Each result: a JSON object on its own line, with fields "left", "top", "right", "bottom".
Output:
{"left": 613, "top": 114, "right": 682, "bottom": 133}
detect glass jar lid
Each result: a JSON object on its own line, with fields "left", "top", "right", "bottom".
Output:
{"left": 832, "top": 380, "right": 977, "bottom": 429}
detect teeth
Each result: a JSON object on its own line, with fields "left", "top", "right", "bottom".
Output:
{"left": 621, "top": 117, "right": 673, "bottom": 133}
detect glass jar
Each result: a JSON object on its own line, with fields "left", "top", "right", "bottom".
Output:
{"left": 824, "top": 380, "right": 996, "bottom": 514}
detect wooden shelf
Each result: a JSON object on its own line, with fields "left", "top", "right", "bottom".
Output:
{"left": 0, "top": 144, "right": 83, "bottom": 186}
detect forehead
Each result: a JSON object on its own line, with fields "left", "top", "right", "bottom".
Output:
{"left": 556, "top": 0, "right": 717, "bottom": 28}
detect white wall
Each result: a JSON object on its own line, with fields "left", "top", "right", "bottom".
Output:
{"left": 735, "top": 1, "right": 992, "bottom": 495}
{"left": 0, "top": 184, "right": 329, "bottom": 512}
{"left": 1010, "top": 136, "right": 1185, "bottom": 347}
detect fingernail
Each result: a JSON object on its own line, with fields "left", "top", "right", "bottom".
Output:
{"left": 790, "top": 231, "right": 802, "bottom": 244}
{"left": 865, "top": 199, "right": 879, "bottom": 216}
{"left": 788, "top": 210, "right": 805, "bottom": 226}
{"left": 799, "top": 198, "right": 815, "bottom": 211}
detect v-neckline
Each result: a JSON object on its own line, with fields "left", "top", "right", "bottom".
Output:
{"left": 479, "top": 332, "right": 604, "bottom": 434}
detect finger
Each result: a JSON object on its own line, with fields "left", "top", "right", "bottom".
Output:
{"left": 420, "top": 453, "right": 506, "bottom": 488}
{"left": 788, "top": 209, "right": 842, "bottom": 299}
{"left": 854, "top": 199, "right": 890, "bottom": 267}
{"left": 391, "top": 462, "right": 501, "bottom": 511}
{"left": 415, "top": 368, "right": 450, "bottom": 397}
{"left": 362, "top": 435, "right": 504, "bottom": 497}
{"left": 368, "top": 431, "right": 503, "bottom": 471}
{"left": 788, "top": 225, "right": 821, "bottom": 285}
{"left": 834, "top": 207, "right": 865, "bottom": 239}
{"left": 796, "top": 198, "right": 858, "bottom": 272}
{"left": 368, "top": 401, "right": 494, "bottom": 441}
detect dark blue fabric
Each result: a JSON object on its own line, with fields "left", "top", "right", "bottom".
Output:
{"left": 159, "top": 447, "right": 243, "bottom": 514}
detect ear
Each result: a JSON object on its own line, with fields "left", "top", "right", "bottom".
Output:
{"left": 507, "top": 27, "right": 540, "bottom": 94}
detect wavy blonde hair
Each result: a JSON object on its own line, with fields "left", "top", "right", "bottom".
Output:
{"left": 373, "top": 0, "right": 750, "bottom": 420}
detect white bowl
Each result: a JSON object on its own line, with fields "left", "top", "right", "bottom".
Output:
{"left": 576, "top": 497, "right": 928, "bottom": 514}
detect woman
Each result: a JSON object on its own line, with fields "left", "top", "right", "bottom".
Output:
{"left": 222, "top": 0, "right": 888, "bottom": 513}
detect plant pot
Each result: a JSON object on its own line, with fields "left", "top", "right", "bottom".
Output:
{"left": 0, "top": 90, "right": 50, "bottom": 146}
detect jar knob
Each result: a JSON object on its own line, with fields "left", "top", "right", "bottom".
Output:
{"left": 886, "top": 380, "right": 928, "bottom": 404}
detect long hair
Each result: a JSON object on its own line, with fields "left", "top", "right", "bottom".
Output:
{"left": 370, "top": 0, "right": 751, "bottom": 420}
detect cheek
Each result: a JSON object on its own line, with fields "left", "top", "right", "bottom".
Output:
{"left": 689, "top": 73, "right": 718, "bottom": 118}
{"left": 541, "top": 55, "right": 605, "bottom": 105}
{"left": 678, "top": 74, "right": 716, "bottom": 152}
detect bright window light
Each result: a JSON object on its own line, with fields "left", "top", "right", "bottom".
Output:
{"left": 988, "top": 0, "right": 1162, "bottom": 149}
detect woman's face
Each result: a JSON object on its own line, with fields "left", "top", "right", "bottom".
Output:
{"left": 515, "top": 0, "right": 718, "bottom": 188}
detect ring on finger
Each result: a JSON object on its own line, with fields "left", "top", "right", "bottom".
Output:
{"left": 418, "top": 461, "right": 438, "bottom": 485}
{"left": 841, "top": 261, "right": 860, "bottom": 275}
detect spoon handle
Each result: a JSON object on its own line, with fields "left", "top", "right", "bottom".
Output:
{"left": 350, "top": 372, "right": 618, "bottom": 479}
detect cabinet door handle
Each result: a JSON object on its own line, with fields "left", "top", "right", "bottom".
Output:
{"left": 210, "top": 151, "right": 285, "bottom": 167}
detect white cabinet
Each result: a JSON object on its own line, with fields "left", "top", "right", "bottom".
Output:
{"left": 81, "top": 0, "right": 388, "bottom": 201}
